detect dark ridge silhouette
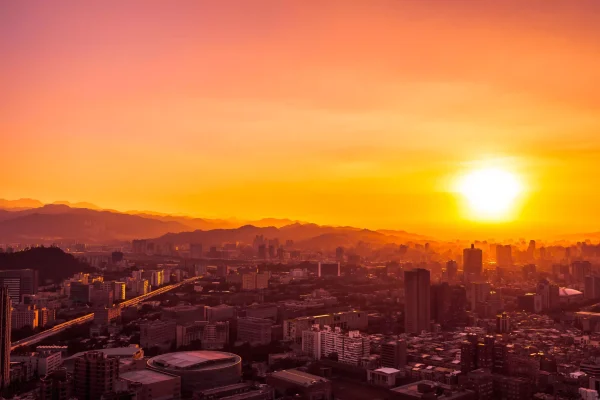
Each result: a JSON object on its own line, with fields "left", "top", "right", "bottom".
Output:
{"left": 149, "top": 224, "right": 428, "bottom": 251}
{"left": 0, "top": 205, "right": 192, "bottom": 243}
{"left": 0, "top": 246, "right": 95, "bottom": 284}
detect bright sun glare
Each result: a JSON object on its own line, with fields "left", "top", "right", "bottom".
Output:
{"left": 457, "top": 167, "right": 523, "bottom": 221}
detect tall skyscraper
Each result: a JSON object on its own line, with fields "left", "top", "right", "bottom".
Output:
{"left": 446, "top": 260, "right": 458, "bottom": 281}
{"left": 335, "top": 247, "right": 345, "bottom": 262}
{"left": 495, "top": 245, "right": 512, "bottom": 267}
{"left": 585, "top": 275, "right": 600, "bottom": 300}
{"left": 469, "top": 282, "right": 491, "bottom": 311}
{"left": 73, "top": 351, "right": 119, "bottom": 400}
{"left": 0, "top": 287, "right": 11, "bottom": 391}
{"left": 0, "top": 269, "right": 39, "bottom": 304}
{"left": 430, "top": 283, "right": 451, "bottom": 325}
{"left": 536, "top": 279, "right": 560, "bottom": 311}
{"left": 460, "top": 333, "right": 479, "bottom": 373}
{"left": 527, "top": 240, "right": 536, "bottom": 261}
{"left": 404, "top": 268, "right": 431, "bottom": 334}
{"left": 463, "top": 244, "right": 483, "bottom": 280}
{"left": 496, "top": 312, "right": 511, "bottom": 333}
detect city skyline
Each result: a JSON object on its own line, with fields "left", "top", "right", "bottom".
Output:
{"left": 3, "top": 1, "right": 600, "bottom": 238}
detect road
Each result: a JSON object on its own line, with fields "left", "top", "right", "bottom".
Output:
{"left": 11, "top": 276, "right": 201, "bottom": 351}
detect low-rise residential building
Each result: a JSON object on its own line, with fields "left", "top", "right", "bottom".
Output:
{"left": 267, "top": 369, "right": 332, "bottom": 400}
{"left": 119, "top": 369, "right": 181, "bottom": 400}
{"left": 367, "top": 367, "right": 403, "bottom": 388}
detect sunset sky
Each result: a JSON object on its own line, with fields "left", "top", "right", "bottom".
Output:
{"left": 2, "top": 1, "right": 600, "bottom": 239}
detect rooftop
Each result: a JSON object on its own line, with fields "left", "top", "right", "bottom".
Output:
{"left": 198, "top": 383, "right": 253, "bottom": 396}
{"left": 65, "top": 346, "right": 143, "bottom": 361}
{"left": 149, "top": 351, "right": 241, "bottom": 371}
{"left": 120, "top": 369, "right": 178, "bottom": 384}
{"left": 238, "top": 317, "right": 275, "bottom": 325}
{"left": 559, "top": 287, "right": 583, "bottom": 297}
{"left": 392, "top": 380, "right": 469, "bottom": 399}
{"left": 270, "top": 369, "right": 329, "bottom": 387}
{"left": 374, "top": 367, "right": 401, "bottom": 375}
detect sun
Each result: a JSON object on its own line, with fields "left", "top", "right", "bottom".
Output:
{"left": 457, "top": 167, "right": 523, "bottom": 221}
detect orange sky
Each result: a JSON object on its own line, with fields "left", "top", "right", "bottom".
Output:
{"left": 1, "top": 1, "right": 600, "bottom": 239}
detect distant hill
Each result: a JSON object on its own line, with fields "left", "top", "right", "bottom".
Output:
{"left": 0, "top": 205, "right": 192, "bottom": 243}
{"left": 0, "top": 246, "right": 94, "bottom": 284}
{"left": 52, "top": 200, "right": 102, "bottom": 210}
{"left": 0, "top": 198, "right": 44, "bottom": 210}
{"left": 130, "top": 213, "right": 240, "bottom": 231}
{"left": 0, "top": 199, "right": 427, "bottom": 247}
{"left": 150, "top": 224, "right": 427, "bottom": 251}
{"left": 0, "top": 198, "right": 302, "bottom": 232}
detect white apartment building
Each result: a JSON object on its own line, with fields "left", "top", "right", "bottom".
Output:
{"left": 302, "top": 325, "right": 369, "bottom": 365}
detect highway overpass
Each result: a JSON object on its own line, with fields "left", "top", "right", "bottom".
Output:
{"left": 11, "top": 276, "right": 201, "bottom": 351}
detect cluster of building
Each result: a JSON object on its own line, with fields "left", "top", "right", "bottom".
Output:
{"left": 3, "top": 238, "right": 600, "bottom": 400}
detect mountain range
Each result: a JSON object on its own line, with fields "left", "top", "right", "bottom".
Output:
{"left": 0, "top": 199, "right": 427, "bottom": 247}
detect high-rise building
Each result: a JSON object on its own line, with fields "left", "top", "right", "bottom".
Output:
{"left": 477, "top": 336, "right": 495, "bottom": 370}
{"left": 12, "top": 351, "right": 62, "bottom": 379}
{"left": 206, "top": 304, "right": 236, "bottom": 322}
{"left": 11, "top": 304, "right": 39, "bottom": 329}
{"left": 496, "top": 312, "right": 511, "bottom": 333}
{"left": 73, "top": 351, "right": 120, "bottom": 400}
{"left": 573, "top": 261, "right": 592, "bottom": 284}
{"left": 113, "top": 282, "right": 126, "bottom": 301}
{"left": 465, "top": 368, "right": 494, "bottom": 400}
{"left": 302, "top": 325, "right": 369, "bottom": 365}
{"left": 495, "top": 245, "right": 512, "bottom": 267}
{"left": 493, "top": 342, "right": 508, "bottom": 374}
{"left": 241, "top": 272, "right": 270, "bottom": 291}
{"left": 258, "top": 245, "right": 267, "bottom": 260}
{"left": 460, "top": 333, "right": 479, "bottom": 373}
{"left": 404, "top": 269, "right": 431, "bottom": 334}
{"left": 430, "top": 283, "right": 451, "bottom": 325}
{"left": 527, "top": 240, "right": 536, "bottom": 261}
{"left": 517, "top": 293, "right": 542, "bottom": 313}
{"left": 237, "top": 317, "right": 274, "bottom": 345}
{"left": 469, "top": 282, "right": 491, "bottom": 311}
{"left": 150, "top": 270, "right": 165, "bottom": 288}
{"left": 585, "top": 276, "right": 600, "bottom": 300}
{"left": 335, "top": 247, "right": 345, "bottom": 262}
{"left": 132, "top": 240, "right": 147, "bottom": 254}
{"left": 140, "top": 320, "right": 177, "bottom": 351}
{"left": 284, "top": 310, "right": 367, "bottom": 342}
{"left": 176, "top": 321, "right": 229, "bottom": 349}
{"left": 40, "top": 368, "right": 73, "bottom": 400}
{"left": 318, "top": 263, "right": 340, "bottom": 278}
{"left": 381, "top": 340, "right": 407, "bottom": 369}
{"left": 70, "top": 282, "right": 92, "bottom": 304}
{"left": 190, "top": 243, "right": 203, "bottom": 259}
{"left": 0, "top": 269, "right": 39, "bottom": 304}
{"left": 0, "top": 287, "right": 11, "bottom": 390}
{"left": 463, "top": 244, "right": 483, "bottom": 280}
{"left": 446, "top": 260, "right": 458, "bottom": 281}
{"left": 131, "top": 270, "right": 144, "bottom": 281}
{"left": 536, "top": 280, "right": 560, "bottom": 310}
{"left": 522, "top": 264, "right": 536, "bottom": 279}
